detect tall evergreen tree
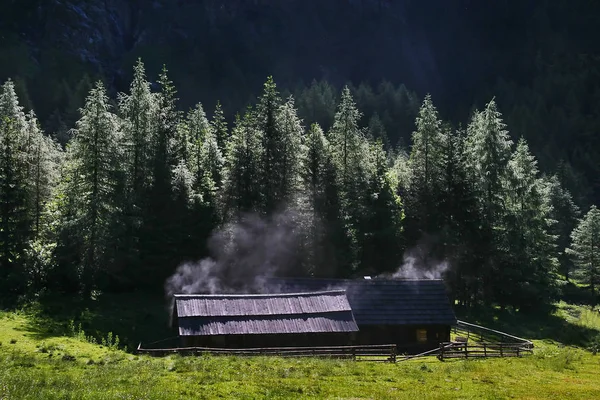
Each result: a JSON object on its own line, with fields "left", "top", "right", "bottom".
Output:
{"left": 186, "top": 103, "right": 212, "bottom": 190}
{"left": 143, "top": 65, "right": 182, "bottom": 287}
{"left": 568, "top": 205, "right": 600, "bottom": 301}
{"left": 438, "top": 126, "right": 482, "bottom": 306}
{"left": 300, "top": 123, "right": 348, "bottom": 276}
{"left": 0, "top": 80, "right": 31, "bottom": 300}
{"left": 328, "top": 86, "right": 370, "bottom": 273}
{"left": 117, "top": 59, "right": 156, "bottom": 279}
{"left": 545, "top": 174, "right": 581, "bottom": 281}
{"left": 464, "top": 100, "right": 514, "bottom": 305}
{"left": 502, "top": 138, "right": 558, "bottom": 308}
{"left": 405, "top": 94, "right": 446, "bottom": 244}
{"left": 222, "top": 110, "right": 263, "bottom": 217}
{"left": 119, "top": 59, "right": 155, "bottom": 201}
{"left": 256, "top": 76, "right": 285, "bottom": 213}
{"left": 56, "top": 81, "right": 122, "bottom": 294}
{"left": 274, "top": 95, "right": 304, "bottom": 206}
{"left": 359, "top": 139, "right": 404, "bottom": 275}
{"left": 211, "top": 100, "right": 228, "bottom": 152}
{"left": 24, "top": 111, "right": 62, "bottom": 236}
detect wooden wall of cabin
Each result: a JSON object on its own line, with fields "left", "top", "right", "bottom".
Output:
{"left": 180, "top": 332, "right": 355, "bottom": 348}
{"left": 354, "top": 324, "right": 451, "bottom": 354}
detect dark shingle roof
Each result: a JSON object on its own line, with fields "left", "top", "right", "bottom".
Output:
{"left": 267, "top": 278, "right": 457, "bottom": 326}
{"left": 173, "top": 290, "right": 359, "bottom": 336}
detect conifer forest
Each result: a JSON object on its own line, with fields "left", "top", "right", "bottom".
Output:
{"left": 1, "top": 0, "right": 600, "bottom": 313}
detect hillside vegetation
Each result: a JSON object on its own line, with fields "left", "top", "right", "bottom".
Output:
{"left": 1, "top": 297, "right": 600, "bottom": 399}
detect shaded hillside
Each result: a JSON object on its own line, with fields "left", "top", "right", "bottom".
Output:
{"left": 1, "top": 0, "right": 599, "bottom": 203}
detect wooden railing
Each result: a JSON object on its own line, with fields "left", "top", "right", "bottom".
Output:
{"left": 437, "top": 341, "right": 533, "bottom": 361}
{"left": 453, "top": 320, "right": 534, "bottom": 349}
{"left": 136, "top": 343, "right": 397, "bottom": 362}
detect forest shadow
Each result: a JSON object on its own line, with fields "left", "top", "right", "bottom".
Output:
{"left": 455, "top": 303, "right": 600, "bottom": 348}
{"left": 21, "top": 291, "right": 176, "bottom": 352}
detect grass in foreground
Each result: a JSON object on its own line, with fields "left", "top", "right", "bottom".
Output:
{"left": 1, "top": 301, "right": 600, "bottom": 399}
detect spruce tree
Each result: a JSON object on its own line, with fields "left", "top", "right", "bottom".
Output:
{"left": 405, "top": 94, "right": 446, "bottom": 244}
{"left": 143, "top": 65, "right": 182, "bottom": 286}
{"left": 57, "top": 81, "right": 122, "bottom": 294}
{"left": 0, "top": 80, "right": 31, "bottom": 300}
{"left": 328, "top": 87, "right": 370, "bottom": 273}
{"left": 24, "top": 111, "right": 62, "bottom": 236}
{"left": 503, "top": 138, "right": 558, "bottom": 308}
{"left": 256, "top": 76, "right": 285, "bottom": 213}
{"left": 119, "top": 59, "right": 155, "bottom": 201}
{"left": 117, "top": 59, "right": 156, "bottom": 278}
{"left": 359, "top": 139, "right": 404, "bottom": 275}
{"left": 546, "top": 174, "right": 581, "bottom": 281}
{"left": 464, "top": 100, "right": 514, "bottom": 305}
{"left": 186, "top": 103, "right": 212, "bottom": 189}
{"left": 275, "top": 95, "right": 304, "bottom": 206}
{"left": 301, "top": 123, "right": 338, "bottom": 276}
{"left": 438, "top": 126, "right": 481, "bottom": 306}
{"left": 568, "top": 205, "right": 600, "bottom": 301}
{"left": 211, "top": 100, "right": 229, "bottom": 152}
{"left": 222, "top": 109, "right": 263, "bottom": 218}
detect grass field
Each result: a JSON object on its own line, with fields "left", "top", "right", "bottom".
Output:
{"left": 1, "top": 296, "right": 600, "bottom": 399}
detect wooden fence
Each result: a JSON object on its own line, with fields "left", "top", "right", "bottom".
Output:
{"left": 453, "top": 320, "right": 534, "bottom": 350}
{"left": 437, "top": 341, "right": 533, "bottom": 361}
{"left": 136, "top": 343, "right": 397, "bottom": 362}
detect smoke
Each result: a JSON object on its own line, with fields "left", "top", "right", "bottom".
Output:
{"left": 390, "top": 255, "right": 450, "bottom": 280}
{"left": 380, "top": 238, "right": 450, "bottom": 280}
{"left": 165, "top": 209, "right": 308, "bottom": 298}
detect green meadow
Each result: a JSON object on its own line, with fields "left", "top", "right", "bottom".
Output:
{"left": 1, "top": 295, "right": 600, "bottom": 399}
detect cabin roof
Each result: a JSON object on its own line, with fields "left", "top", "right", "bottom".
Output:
{"left": 267, "top": 278, "right": 457, "bottom": 326}
{"left": 172, "top": 290, "right": 359, "bottom": 336}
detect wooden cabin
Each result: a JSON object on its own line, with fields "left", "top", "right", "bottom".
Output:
{"left": 171, "top": 290, "right": 359, "bottom": 348}
{"left": 269, "top": 278, "right": 457, "bottom": 353}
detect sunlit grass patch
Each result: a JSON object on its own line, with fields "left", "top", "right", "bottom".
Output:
{"left": 2, "top": 299, "right": 600, "bottom": 399}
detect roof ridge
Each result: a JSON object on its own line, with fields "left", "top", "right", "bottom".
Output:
{"left": 173, "top": 289, "right": 347, "bottom": 299}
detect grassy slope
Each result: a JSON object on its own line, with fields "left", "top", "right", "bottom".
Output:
{"left": 1, "top": 298, "right": 600, "bottom": 399}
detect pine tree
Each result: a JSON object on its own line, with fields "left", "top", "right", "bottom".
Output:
{"left": 58, "top": 81, "right": 122, "bottom": 294}
{"left": 545, "top": 174, "right": 580, "bottom": 281}
{"left": 328, "top": 87, "right": 370, "bottom": 273}
{"left": 329, "top": 86, "right": 363, "bottom": 187}
{"left": 275, "top": 95, "right": 304, "bottom": 206}
{"left": 117, "top": 59, "right": 156, "bottom": 278}
{"left": 24, "top": 111, "right": 62, "bottom": 236}
{"left": 143, "top": 65, "right": 182, "bottom": 287}
{"left": 211, "top": 100, "right": 229, "bottom": 152}
{"left": 568, "top": 206, "right": 600, "bottom": 301}
{"left": 359, "top": 139, "right": 404, "bottom": 275}
{"left": 464, "top": 100, "right": 514, "bottom": 305}
{"left": 465, "top": 101, "right": 513, "bottom": 221}
{"left": 256, "top": 76, "right": 285, "bottom": 213}
{"left": 503, "top": 138, "right": 558, "bottom": 308}
{"left": 186, "top": 103, "right": 212, "bottom": 189}
{"left": 119, "top": 59, "right": 155, "bottom": 200}
{"left": 296, "top": 79, "right": 337, "bottom": 131}
{"left": 405, "top": 94, "right": 446, "bottom": 244}
{"left": 367, "top": 112, "right": 390, "bottom": 149}
{"left": 0, "top": 80, "right": 31, "bottom": 300}
{"left": 222, "top": 109, "right": 263, "bottom": 218}
{"left": 438, "top": 126, "right": 482, "bottom": 306}
{"left": 299, "top": 123, "right": 352, "bottom": 277}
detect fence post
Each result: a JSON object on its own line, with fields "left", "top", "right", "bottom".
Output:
{"left": 464, "top": 343, "right": 468, "bottom": 359}
{"left": 484, "top": 343, "right": 487, "bottom": 358}
{"left": 500, "top": 343, "right": 503, "bottom": 357}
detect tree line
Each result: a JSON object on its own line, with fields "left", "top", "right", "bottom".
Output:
{"left": 1, "top": 59, "right": 599, "bottom": 310}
